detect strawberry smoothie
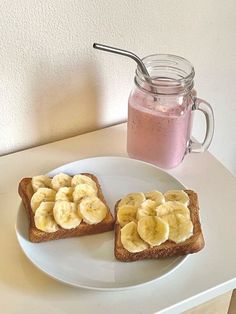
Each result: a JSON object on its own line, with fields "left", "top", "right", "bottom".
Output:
{"left": 127, "top": 90, "right": 192, "bottom": 169}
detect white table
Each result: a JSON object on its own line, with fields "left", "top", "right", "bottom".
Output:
{"left": 1, "top": 123, "right": 235, "bottom": 314}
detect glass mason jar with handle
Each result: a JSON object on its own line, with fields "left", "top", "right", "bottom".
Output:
{"left": 127, "top": 54, "right": 214, "bottom": 169}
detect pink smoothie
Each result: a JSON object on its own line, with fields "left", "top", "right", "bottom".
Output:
{"left": 127, "top": 91, "right": 192, "bottom": 169}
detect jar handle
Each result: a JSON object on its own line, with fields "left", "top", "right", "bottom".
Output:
{"left": 189, "top": 97, "right": 215, "bottom": 153}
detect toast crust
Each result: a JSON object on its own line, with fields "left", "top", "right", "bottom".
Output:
{"left": 18, "top": 173, "right": 115, "bottom": 243}
{"left": 114, "top": 190, "right": 205, "bottom": 262}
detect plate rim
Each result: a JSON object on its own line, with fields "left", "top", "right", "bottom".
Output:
{"left": 16, "top": 156, "right": 188, "bottom": 291}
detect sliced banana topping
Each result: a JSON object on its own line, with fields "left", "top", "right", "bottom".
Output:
{"left": 51, "top": 173, "right": 72, "bottom": 191}
{"left": 71, "top": 174, "right": 97, "bottom": 191}
{"left": 30, "top": 172, "right": 110, "bottom": 232}
{"left": 156, "top": 201, "right": 190, "bottom": 218}
{"left": 121, "top": 221, "right": 149, "bottom": 253}
{"left": 34, "top": 202, "right": 59, "bottom": 233}
{"left": 136, "top": 200, "right": 157, "bottom": 220}
{"left": 167, "top": 214, "right": 193, "bottom": 243}
{"left": 145, "top": 191, "right": 165, "bottom": 206}
{"left": 32, "top": 175, "right": 52, "bottom": 192}
{"left": 118, "top": 192, "right": 145, "bottom": 209}
{"left": 137, "top": 216, "right": 169, "bottom": 247}
{"left": 156, "top": 201, "right": 192, "bottom": 243}
{"left": 55, "top": 187, "right": 74, "bottom": 202}
{"left": 164, "top": 190, "right": 190, "bottom": 206}
{"left": 118, "top": 190, "right": 193, "bottom": 251}
{"left": 53, "top": 201, "right": 82, "bottom": 229}
{"left": 31, "top": 188, "right": 56, "bottom": 213}
{"left": 79, "top": 196, "right": 107, "bottom": 224}
{"left": 73, "top": 183, "right": 97, "bottom": 203}
{"left": 117, "top": 205, "right": 137, "bottom": 227}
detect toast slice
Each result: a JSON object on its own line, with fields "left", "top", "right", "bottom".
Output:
{"left": 18, "top": 173, "right": 115, "bottom": 243}
{"left": 114, "top": 190, "right": 205, "bottom": 262}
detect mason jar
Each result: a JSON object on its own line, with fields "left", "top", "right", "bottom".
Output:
{"left": 127, "top": 54, "right": 214, "bottom": 169}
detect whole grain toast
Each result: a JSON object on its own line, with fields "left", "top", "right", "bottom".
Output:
{"left": 18, "top": 173, "right": 115, "bottom": 243}
{"left": 114, "top": 190, "right": 205, "bottom": 262}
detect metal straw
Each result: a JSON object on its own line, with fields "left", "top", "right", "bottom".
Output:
{"left": 93, "top": 43, "right": 152, "bottom": 83}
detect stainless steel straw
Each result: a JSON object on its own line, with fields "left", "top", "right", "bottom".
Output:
{"left": 93, "top": 43, "right": 152, "bottom": 83}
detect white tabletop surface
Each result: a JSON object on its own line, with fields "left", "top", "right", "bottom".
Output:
{"left": 1, "top": 123, "right": 236, "bottom": 314}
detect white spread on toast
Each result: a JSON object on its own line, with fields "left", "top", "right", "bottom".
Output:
{"left": 118, "top": 190, "right": 193, "bottom": 252}
{"left": 31, "top": 173, "right": 107, "bottom": 232}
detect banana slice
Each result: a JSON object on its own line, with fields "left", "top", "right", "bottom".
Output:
{"left": 34, "top": 202, "right": 59, "bottom": 232}
{"left": 137, "top": 216, "right": 169, "bottom": 247}
{"left": 51, "top": 173, "right": 72, "bottom": 191}
{"left": 117, "top": 205, "right": 137, "bottom": 227}
{"left": 156, "top": 201, "right": 190, "bottom": 218}
{"left": 118, "top": 192, "right": 145, "bottom": 209}
{"left": 32, "top": 175, "right": 52, "bottom": 192}
{"left": 53, "top": 200, "right": 82, "bottom": 229}
{"left": 156, "top": 201, "right": 192, "bottom": 243}
{"left": 31, "top": 188, "right": 56, "bottom": 213}
{"left": 120, "top": 221, "right": 149, "bottom": 253}
{"left": 79, "top": 196, "right": 107, "bottom": 224}
{"left": 73, "top": 183, "right": 97, "bottom": 203}
{"left": 55, "top": 187, "right": 74, "bottom": 202}
{"left": 164, "top": 190, "right": 190, "bottom": 206}
{"left": 136, "top": 200, "right": 157, "bottom": 220}
{"left": 167, "top": 214, "right": 193, "bottom": 243}
{"left": 145, "top": 191, "right": 165, "bottom": 206}
{"left": 71, "top": 174, "right": 97, "bottom": 191}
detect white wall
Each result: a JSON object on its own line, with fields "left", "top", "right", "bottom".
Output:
{"left": 0, "top": 0, "right": 235, "bottom": 175}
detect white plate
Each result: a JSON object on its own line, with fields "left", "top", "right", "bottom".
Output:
{"left": 16, "top": 156, "right": 188, "bottom": 291}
